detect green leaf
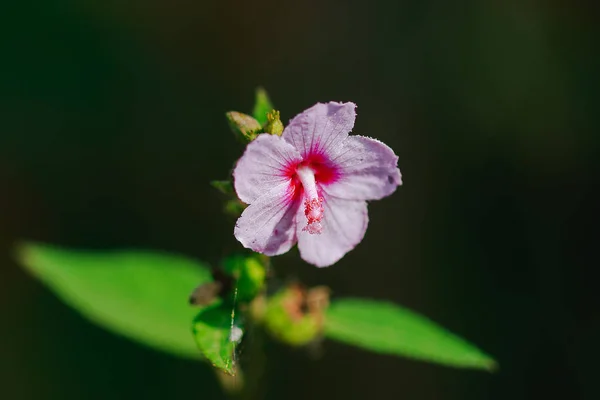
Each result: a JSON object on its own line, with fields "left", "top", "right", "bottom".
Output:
{"left": 16, "top": 242, "right": 212, "bottom": 359}
{"left": 222, "top": 255, "right": 266, "bottom": 303}
{"left": 223, "top": 199, "right": 246, "bottom": 217}
{"left": 210, "top": 180, "right": 234, "bottom": 195}
{"left": 252, "top": 87, "right": 273, "bottom": 126}
{"left": 192, "top": 303, "right": 242, "bottom": 375}
{"left": 324, "top": 298, "right": 497, "bottom": 371}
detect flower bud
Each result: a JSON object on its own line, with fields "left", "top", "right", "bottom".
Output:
{"left": 226, "top": 111, "right": 262, "bottom": 142}
{"left": 263, "top": 284, "right": 330, "bottom": 346}
{"left": 263, "top": 110, "right": 284, "bottom": 136}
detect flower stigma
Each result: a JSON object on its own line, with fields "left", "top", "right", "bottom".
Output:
{"left": 295, "top": 165, "right": 324, "bottom": 234}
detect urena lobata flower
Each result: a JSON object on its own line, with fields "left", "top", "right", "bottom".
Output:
{"left": 233, "top": 102, "right": 402, "bottom": 267}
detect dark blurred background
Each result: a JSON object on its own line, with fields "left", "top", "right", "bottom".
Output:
{"left": 1, "top": 0, "right": 599, "bottom": 399}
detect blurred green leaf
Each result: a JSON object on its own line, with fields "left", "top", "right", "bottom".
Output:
{"left": 192, "top": 303, "right": 242, "bottom": 375}
{"left": 235, "top": 257, "right": 266, "bottom": 302}
{"left": 252, "top": 87, "right": 273, "bottom": 126}
{"left": 210, "top": 180, "right": 234, "bottom": 195}
{"left": 223, "top": 255, "right": 266, "bottom": 302}
{"left": 224, "top": 199, "right": 246, "bottom": 217}
{"left": 324, "top": 299, "right": 497, "bottom": 371}
{"left": 16, "top": 242, "right": 212, "bottom": 359}
{"left": 222, "top": 254, "right": 246, "bottom": 275}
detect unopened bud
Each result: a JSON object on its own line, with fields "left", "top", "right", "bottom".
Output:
{"left": 226, "top": 111, "right": 262, "bottom": 142}
{"left": 263, "top": 283, "right": 330, "bottom": 346}
{"left": 263, "top": 110, "right": 284, "bottom": 136}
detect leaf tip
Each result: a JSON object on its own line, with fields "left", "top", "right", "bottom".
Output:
{"left": 484, "top": 358, "right": 499, "bottom": 373}
{"left": 252, "top": 86, "right": 274, "bottom": 126}
{"left": 255, "top": 86, "right": 269, "bottom": 100}
{"left": 13, "top": 241, "right": 38, "bottom": 270}
{"left": 462, "top": 351, "right": 498, "bottom": 372}
{"left": 215, "top": 369, "right": 244, "bottom": 393}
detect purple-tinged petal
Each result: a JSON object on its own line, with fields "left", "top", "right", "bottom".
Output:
{"left": 296, "top": 192, "right": 368, "bottom": 267}
{"left": 234, "top": 181, "right": 301, "bottom": 256}
{"left": 282, "top": 102, "right": 356, "bottom": 158}
{"left": 324, "top": 135, "right": 402, "bottom": 201}
{"left": 233, "top": 134, "right": 302, "bottom": 204}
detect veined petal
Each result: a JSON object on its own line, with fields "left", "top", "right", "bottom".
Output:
{"left": 324, "top": 136, "right": 402, "bottom": 201}
{"left": 282, "top": 102, "right": 356, "bottom": 158}
{"left": 234, "top": 181, "right": 301, "bottom": 256}
{"left": 296, "top": 191, "right": 368, "bottom": 267}
{"left": 233, "top": 134, "right": 302, "bottom": 204}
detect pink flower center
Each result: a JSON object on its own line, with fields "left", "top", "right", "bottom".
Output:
{"left": 284, "top": 153, "right": 339, "bottom": 235}
{"left": 296, "top": 166, "right": 324, "bottom": 234}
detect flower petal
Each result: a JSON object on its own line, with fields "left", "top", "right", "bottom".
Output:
{"left": 296, "top": 191, "right": 368, "bottom": 267}
{"left": 324, "top": 135, "right": 402, "bottom": 201}
{"left": 233, "top": 134, "right": 302, "bottom": 204}
{"left": 282, "top": 102, "right": 356, "bottom": 158}
{"left": 234, "top": 181, "right": 301, "bottom": 256}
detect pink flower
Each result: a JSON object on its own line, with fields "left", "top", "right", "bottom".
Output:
{"left": 233, "top": 102, "right": 402, "bottom": 267}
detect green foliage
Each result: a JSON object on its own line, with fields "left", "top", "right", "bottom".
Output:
{"left": 211, "top": 180, "right": 234, "bottom": 195}
{"left": 324, "top": 298, "right": 497, "bottom": 371}
{"left": 192, "top": 302, "right": 242, "bottom": 375}
{"left": 16, "top": 242, "right": 212, "bottom": 359}
{"left": 252, "top": 87, "right": 274, "bottom": 126}
{"left": 210, "top": 180, "right": 246, "bottom": 217}
{"left": 223, "top": 199, "right": 246, "bottom": 217}
{"left": 223, "top": 255, "right": 266, "bottom": 302}
{"left": 236, "top": 257, "right": 266, "bottom": 302}
{"left": 222, "top": 254, "right": 246, "bottom": 275}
